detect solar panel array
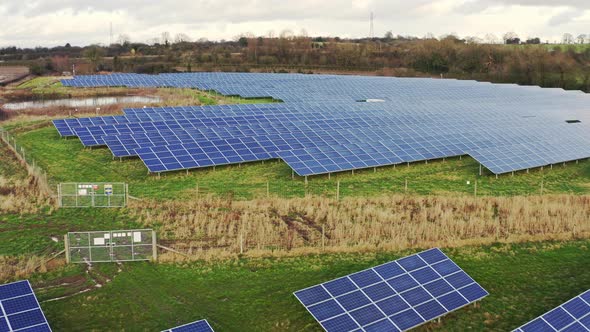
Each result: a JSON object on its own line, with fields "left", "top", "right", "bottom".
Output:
{"left": 162, "top": 319, "right": 214, "bottom": 332}
{"left": 0, "top": 280, "right": 52, "bottom": 332}
{"left": 56, "top": 73, "right": 590, "bottom": 176}
{"left": 513, "top": 289, "right": 590, "bottom": 332}
{"left": 294, "top": 248, "right": 488, "bottom": 332}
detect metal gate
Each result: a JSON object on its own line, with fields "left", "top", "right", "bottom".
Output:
{"left": 58, "top": 182, "right": 127, "bottom": 208}
{"left": 65, "top": 229, "right": 156, "bottom": 263}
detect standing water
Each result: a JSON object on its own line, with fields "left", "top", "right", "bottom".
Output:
{"left": 2, "top": 96, "right": 161, "bottom": 110}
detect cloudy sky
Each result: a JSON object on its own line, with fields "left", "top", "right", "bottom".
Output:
{"left": 1, "top": 0, "right": 589, "bottom": 47}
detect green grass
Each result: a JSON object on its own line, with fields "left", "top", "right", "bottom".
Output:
{"left": 11, "top": 125, "right": 590, "bottom": 200}
{"left": 16, "top": 77, "right": 60, "bottom": 90}
{"left": 0, "top": 209, "right": 143, "bottom": 256}
{"left": 27, "top": 240, "right": 589, "bottom": 331}
{"left": 13, "top": 77, "right": 279, "bottom": 106}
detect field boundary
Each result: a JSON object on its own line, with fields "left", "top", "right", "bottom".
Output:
{"left": 0, "top": 126, "right": 54, "bottom": 201}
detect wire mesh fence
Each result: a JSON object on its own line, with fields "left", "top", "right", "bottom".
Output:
{"left": 174, "top": 174, "right": 577, "bottom": 201}
{"left": 65, "top": 229, "right": 155, "bottom": 263}
{"left": 58, "top": 182, "right": 127, "bottom": 208}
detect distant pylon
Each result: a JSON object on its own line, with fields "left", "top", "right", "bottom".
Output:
{"left": 370, "top": 12, "right": 374, "bottom": 39}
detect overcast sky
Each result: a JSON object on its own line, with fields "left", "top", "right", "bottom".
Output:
{"left": 1, "top": 0, "right": 589, "bottom": 47}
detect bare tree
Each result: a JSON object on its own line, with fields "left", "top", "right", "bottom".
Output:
{"left": 83, "top": 46, "right": 105, "bottom": 72}
{"left": 465, "top": 36, "right": 483, "bottom": 44}
{"left": 562, "top": 33, "right": 574, "bottom": 44}
{"left": 51, "top": 55, "right": 70, "bottom": 72}
{"left": 161, "top": 31, "right": 171, "bottom": 46}
{"left": 280, "top": 29, "right": 294, "bottom": 40}
{"left": 503, "top": 32, "right": 520, "bottom": 44}
{"left": 174, "top": 33, "right": 192, "bottom": 43}
{"left": 423, "top": 32, "right": 436, "bottom": 40}
{"left": 117, "top": 34, "right": 131, "bottom": 46}
{"left": 576, "top": 34, "right": 587, "bottom": 44}
{"left": 439, "top": 32, "right": 459, "bottom": 40}
{"left": 484, "top": 33, "right": 499, "bottom": 44}
{"left": 146, "top": 38, "right": 159, "bottom": 46}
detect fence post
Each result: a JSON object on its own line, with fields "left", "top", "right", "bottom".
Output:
{"left": 474, "top": 180, "right": 478, "bottom": 197}
{"left": 152, "top": 230, "right": 158, "bottom": 261}
{"left": 540, "top": 179, "right": 544, "bottom": 195}
{"left": 336, "top": 180, "right": 340, "bottom": 201}
{"left": 405, "top": 179, "right": 408, "bottom": 192}
{"left": 64, "top": 234, "right": 70, "bottom": 264}
{"left": 266, "top": 181, "right": 270, "bottom": 198}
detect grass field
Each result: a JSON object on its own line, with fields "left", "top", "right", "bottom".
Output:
{"left": 26, "top": 240, "right": 590, "bottom": 332}
{"left": 9, "top": 124, "right": 590, "bottom": 200}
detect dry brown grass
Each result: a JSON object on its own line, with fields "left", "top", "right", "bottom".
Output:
{"left": 0, "top": 134, "right": 53, "bottom": 213}
{"left": 129, "top": 194, "right": 590, "bottom": 261}
{"left": 0, "top": 176, "right": 48, "bottom": 213}
{"left": 0, "top": 255, "right": 65, "bottom": 283}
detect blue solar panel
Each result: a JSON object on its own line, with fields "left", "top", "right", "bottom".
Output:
{"left": 294, "top": 248, "right": 488, "bottom": 331}
{"left": 162, "top": 319, "right": 214, "bottom": 332}
{"left": 0, "top": 280, "right": 52, "bottom": 332}
{"left": 513, "top": 289, "right": 590, "bottom": 332}
{"left": 55, "top": 73, "right": 590, "bottom": 176}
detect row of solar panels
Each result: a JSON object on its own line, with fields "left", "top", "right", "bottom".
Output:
{"left": 53, "top": 108, "right": 589, "bottom": 176}
{"left": 56, "top": 73, "right": 590, "bottom": 176}
{"left": 60, "top": 73, "right": 573, "bottom": 102}
{"left": 3, "top": 248, "right": 588, "bottom": 331}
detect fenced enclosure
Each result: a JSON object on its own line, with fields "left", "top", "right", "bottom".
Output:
{"left": 65, "top": 229, "right": 156, "bottom": 263}
{"left": 58, "top": 182, "right": 127, "bottom": 207}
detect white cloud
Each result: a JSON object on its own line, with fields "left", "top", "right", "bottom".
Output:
{"left": 0, "top": 0, "right": 589, "bottom": 47}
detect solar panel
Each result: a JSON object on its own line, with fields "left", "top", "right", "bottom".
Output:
{"left": 55, "top": 73, "right": 590, "bottom": 176}
{"left": 0, "top": 280, "right": 52, "bottom": 332}
{"left": 162, "top": 319, "right": 214, "bottom": 332}
{"left": 294, "top": 248, "right": 488, "bottom": 332}
{"left": 513, "top": 289, "right": 590, "bottom": 332}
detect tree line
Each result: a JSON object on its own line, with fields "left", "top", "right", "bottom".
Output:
{"left": 1, "top": 33, "right": 590, "bottom": 91}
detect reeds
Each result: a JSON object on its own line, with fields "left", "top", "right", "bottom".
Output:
{"left": 0, "top": 255, "right": 65, "bottom": 283}
{"left": 0, "top": 135, "right": 52, "bottom": 213}
{"left": 129, "top": 194, "right": 590, "bottom": 260}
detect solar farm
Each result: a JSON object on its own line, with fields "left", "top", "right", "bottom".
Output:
{"left": 54, "top": 73, "right": 590, "bottom": 177}
{"left": 1, "top": 72, "right": 590, "bottom": 332}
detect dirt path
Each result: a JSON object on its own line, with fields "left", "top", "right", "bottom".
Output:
{"left": 39, "top": 262, "right": 124, "bottom": 303}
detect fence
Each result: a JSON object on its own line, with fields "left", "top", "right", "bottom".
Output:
{"left": 0, "top": 127, "right": 53, "bottom": 199}
{"left": 65, "top": 229, "right": 156, "bottom": 263}
{"left": 58, "top": 182, "right": 127, "bottom": 208}
{"left": 167, "top": 174, "right": 570, "bottom": 201}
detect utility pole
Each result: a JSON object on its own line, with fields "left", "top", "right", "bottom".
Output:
{"left": 369, "top": 12, "right": 375, "bottom": 39}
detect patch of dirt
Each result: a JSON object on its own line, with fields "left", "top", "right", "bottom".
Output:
{"left": 39, "top": 262, "right": 124, "bottom": 303}
{"left": 37, "top": 275, "right": 87, "bottom": 290}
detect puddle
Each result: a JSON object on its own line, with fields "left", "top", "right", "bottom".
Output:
{"left": 3, "top": 96, "right": 161, "bottom": 110}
